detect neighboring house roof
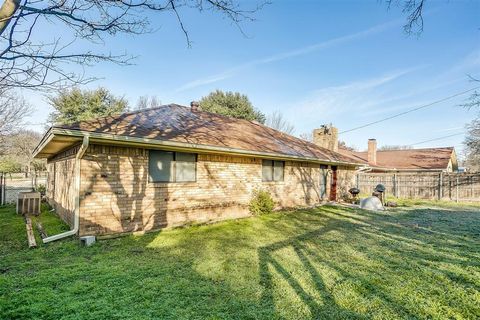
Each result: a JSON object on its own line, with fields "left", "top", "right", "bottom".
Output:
{"left": 34, "top": 104, "right": 362, "bottom": 166}
{"left": 339, "top": 147, "right": 457, "bottom": 171}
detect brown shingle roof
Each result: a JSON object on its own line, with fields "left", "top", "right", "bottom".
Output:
{"left": 56, "top": 104, "right": 362, "bottom": 165}
{"left": 339, "top": 147, "right": 455, "bottom": 170}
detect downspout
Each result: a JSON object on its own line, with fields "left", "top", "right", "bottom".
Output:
{"left": 43, "top": 135, "right": 89, "bottom": 243}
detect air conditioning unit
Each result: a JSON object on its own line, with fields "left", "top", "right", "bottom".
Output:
{"left": 17, "top": 192, "right": 41, "bottom": 215}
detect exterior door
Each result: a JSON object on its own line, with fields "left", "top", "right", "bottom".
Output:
{"left": 330, "top": 166, "right": 338, "bottom": 201}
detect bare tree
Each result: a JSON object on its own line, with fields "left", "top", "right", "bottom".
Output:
{"left": 5, "top": 129, "right": 44, "bottom": 172}
{"left": 339, "top": 140, "right": 356, "bottom": 151}
{"left": 0, "top": 0, "right": 266, "bottom": 92}
{"left": 462, "top": 76, "right": 480, "bottom": 110}
{"left": 385, "top": 0, "right": 426, "bottom": 35}
{"left": 462, "top": 76, "right": 480, "bottom": 171}
{"left": 136, "top": 95, "right": 162, "bottom": 110}
{"left": 0, "top": 92, "right": 32, "bottom": 139}
{"left": 379, "top": 145, "right": 412, "bottom": 151}
{"left": 265, "top": 111, "right": 295, "bottom": 135}
{"left": 298, "top": 132, "right": 312, "bottom": 142}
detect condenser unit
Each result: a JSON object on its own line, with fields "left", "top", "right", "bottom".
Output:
{"left": 16, "top": 192, "right": 41, "bottom": 215}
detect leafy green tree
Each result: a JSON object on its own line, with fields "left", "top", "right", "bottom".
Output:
{"left": 199, "top": 90, "right": 265, "bottom": 123}
{"left": 0, "top": 156, "right": 21, "bottom": 174}
{"left": 48, "top": 87, "right": 129, "bottom": 125}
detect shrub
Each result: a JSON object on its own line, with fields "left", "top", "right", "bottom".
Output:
{"left": 35, "top": 184, "right": 46, "bottom": 196}
{"left": 249, "top": 189, "right": 274, "bottom": 215}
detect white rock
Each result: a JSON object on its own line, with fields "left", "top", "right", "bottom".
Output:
{"left": 360, "top": 196, "right": 385, "bottom": 211}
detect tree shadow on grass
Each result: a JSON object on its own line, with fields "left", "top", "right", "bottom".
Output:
{"left": 257, "top": 205, "right": 480, "bottom": 319}
{"left": 2, "top": 231, "right": 283, "bottom": 320}
{"left": 258, "top": 219, "right": 365, "bottom": 319}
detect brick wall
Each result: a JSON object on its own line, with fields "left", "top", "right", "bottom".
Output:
{"left": 46, "top": 145, "right": 80, "bottom": 227}
{"left": 76, "top": 144, "right": 356, "bottom": 236}
{"left": 337, "top": 166, "right": 357, "bottom": 200}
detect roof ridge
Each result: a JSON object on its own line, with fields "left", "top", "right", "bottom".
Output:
{"left": 352, "top": 147, "right": 454, "bottom": 153}
{"left": 377, "top": 147, "right": 454, "bottom": 152}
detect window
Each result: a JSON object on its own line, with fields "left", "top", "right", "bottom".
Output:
{"left": 319, "top": 164, "right": 328, "bottom": 199}
{"left": 262, "top": 160, "right": 284, "bottom": 182}
{"left": 149, "top": 150, "right": 196, "bottom": 182}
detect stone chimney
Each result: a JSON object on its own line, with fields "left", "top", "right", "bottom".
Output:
{"left": 312, "top": 124, "right": 338, "bottom": 152}
{"left": 190, "top": 101, "right": 201, "bottom": 112}
{"left": 368, "top": 139, "right": 377, "bottom": 165}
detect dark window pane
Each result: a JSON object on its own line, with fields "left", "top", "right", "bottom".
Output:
{"left": 149, "top": 151, "right": 173, "bottom": 182}
{"left": 176, "top": 152, "right": 196, "bottom": 163}
{"left": 262, "top": 160, "right": 273, "bottom": 181}
{"left": 273, "top": 161, "right": 284, "bottom": 181}
{"left": 319, "top": 168, "right": 327, "bottom": 198}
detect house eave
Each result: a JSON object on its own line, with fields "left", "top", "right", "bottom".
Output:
{"left": 34, "top": 128, "right": 362, "bottom": 167}
{"left": 367, "top": 166, "right": 448, "bottom": 172}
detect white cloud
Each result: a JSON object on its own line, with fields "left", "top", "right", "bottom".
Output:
{"left": 284, "top": 67, "right": 419, "bottom": 125}
{"left": 175, "top": 19, "right": 401, "bottom": 92}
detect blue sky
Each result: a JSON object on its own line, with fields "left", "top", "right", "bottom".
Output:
{"left": 24, "top": 0, "right": 480, "bottom": 156}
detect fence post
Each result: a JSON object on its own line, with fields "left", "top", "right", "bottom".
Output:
{"left": 0, "top": 173, "right": 3, "bottom": 206}
{"left": 456, "top": 175, "right": 459, "bottom": 203}
{"left": 393, "top": 173, "right": 397, "bottom": 198}
{"left": 1, "top": 173, "right": 5, "bottom": 206}
{"left": 438, "top": 172, "right": 443, "bottom": 200}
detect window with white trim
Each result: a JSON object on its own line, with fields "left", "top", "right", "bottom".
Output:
{"left": 148, "top": 150, "right": 197, "bottom": 182}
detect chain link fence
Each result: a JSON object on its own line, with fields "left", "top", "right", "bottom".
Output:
{"left": 0, "top": 172, "right": 47, "bottom": 205}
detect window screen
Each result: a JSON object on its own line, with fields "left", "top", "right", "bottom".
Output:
{"left": 149, "top": 151, "right": 196, "bottom": 182}
{"left": 175, "top": 152, "right": 196, "bottom": 182}
{"left": 262, "top": 160, "right": 284, "bottom": 182}
{"left": 262, "top": 160, "right": 273, "bottom": 181}
{"left": 273, "top": 161, "right": 284, "bottom": 181}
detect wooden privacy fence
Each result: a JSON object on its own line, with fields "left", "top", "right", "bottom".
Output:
{"left": 356, "top": 172, "right": 480, "bottom": 202}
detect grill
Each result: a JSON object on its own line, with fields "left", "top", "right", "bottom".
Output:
{"left": 373, "top": 184, "right": 386, "bottom": 204}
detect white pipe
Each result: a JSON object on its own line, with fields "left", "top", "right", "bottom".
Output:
{"left": 43, "top": 135, "right": 89, "bottom": 243}
{"left": 355, "top": 166, "right": 372, "bottom": 173}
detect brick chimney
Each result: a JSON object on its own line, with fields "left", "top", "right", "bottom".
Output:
{"left": 190, "top": 101, "right": 201, "bottom": 112}
{"left": 368, "top": 139, "right": 377, "bottom": 165}
{"left": 312, "top": 124, "right": 338, "bottom": 152}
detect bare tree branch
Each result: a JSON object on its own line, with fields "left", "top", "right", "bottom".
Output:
{"left": 0, "top": 0, "right": 267, "bottom": 92}
{"left": 266, "top": 111, "right": 295, "bottom": 135}
{"left": 0, "top": 92, "right": 32, "bottom": 143}
{"left": 385, "top": 0, "right": 426, "bottom": 36}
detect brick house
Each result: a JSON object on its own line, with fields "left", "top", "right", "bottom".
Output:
{"left": 339, "top": 138, "right": 458, "bottom": 173}
{"left": 33, "top": 104, "right": 361, "bottom": 239}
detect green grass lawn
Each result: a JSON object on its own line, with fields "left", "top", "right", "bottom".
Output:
{"left": 1, "top": 202, "right": 479, "bottom": 319}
